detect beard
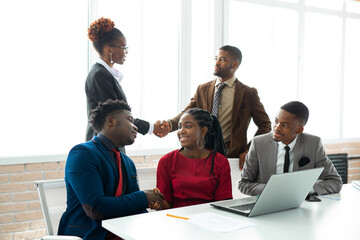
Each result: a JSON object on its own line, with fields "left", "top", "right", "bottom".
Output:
{"left": 214, "top": 66, "right": 232, "bottom": 79}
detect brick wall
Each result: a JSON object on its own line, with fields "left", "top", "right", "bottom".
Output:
{"left": 324, "top": 142, "right": 360, "bottom": 182}
{"left": 0, "top": 162, "right": 65, "bottom": 240}
{"left": 0, "top": 143, "right": 359, "bottom": 240}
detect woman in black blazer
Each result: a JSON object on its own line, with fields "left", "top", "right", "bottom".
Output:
{"left": 85, "top": 17, "right": 153, "bottom": 152}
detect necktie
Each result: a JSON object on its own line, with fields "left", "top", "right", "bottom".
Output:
{"left": 111, "top": 148, "right": 123, "bottom": 196}
{"left": 211, "top": 83, "right": 226, "bottom": 117}
{"left": 283, "top": 146, "right": 290, "bottom": 173}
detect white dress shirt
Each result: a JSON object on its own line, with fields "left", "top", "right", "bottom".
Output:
{"left": 275, "top": 136, "right": 298, "bottom": 174}
{"left": 276, "top": 135, "right": 316, "bottom": 193}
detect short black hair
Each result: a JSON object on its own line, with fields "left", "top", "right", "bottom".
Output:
{"left": 90, "top": 99, "right": 131, "bottom": 133}
{"left": 219, "top": 45, "right": 242, "bottom": 65}
{"left": 281, "top": 101, "right": 309, "bottom": 126}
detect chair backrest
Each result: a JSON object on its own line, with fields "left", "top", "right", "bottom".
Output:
{"left": 228, "top": 158, "right": 248, "bottom": 199}
{"left": 328, "top": 153, "right": 348, "bottom": 184}
{"left": 34, "top": 179, "right": 67, "bottom": 235}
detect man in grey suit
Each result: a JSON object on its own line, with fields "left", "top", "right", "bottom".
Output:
{"left": 239, "top": 101, "right": 342, "bottom": 196}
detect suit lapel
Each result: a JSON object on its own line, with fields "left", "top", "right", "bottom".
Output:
{"left": 267, "top": 138, "right": 278, "bottom": 176}
{"left": 292, "top": 134, "right": 304, "bottom": 172}
{"left": 114, "top": 80, "right": 127, "bottom": 102}
{"left": 207, "top": 80, "right": 216, "bottom": 112}
{"left": 92, "top": 136, "right": 118, "bottom": 177}
{"left": 97, "top": 63, "right": 128, "bottom": 103}
{"left": 230, "top": 79, "right": 245, "bottom": 131}
{"left": 120, "top": 152, "right": 134, "bottom": 190}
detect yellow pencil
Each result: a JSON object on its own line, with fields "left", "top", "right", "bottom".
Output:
{"left": 166, "top": 213, "right": 189, "bottom": 220}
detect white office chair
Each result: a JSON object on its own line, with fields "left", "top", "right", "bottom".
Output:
{"left": 34, "top": 179, "right": 82, "bottom": 240}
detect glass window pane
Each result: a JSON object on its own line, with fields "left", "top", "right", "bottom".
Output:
{"left": 343, "top": 18, "right": 360, "bottom": 138}
{"left": 95, "top": 0, "right": 180, "bottom": 152}
{"left": 229, "top": 1, "right": 299, "bottom": 137}
{"left": 0, "top": 0, "right": 88, "bottom": 157}
{"left": 191, "top": 0, "right": 215, "bottom": 95}
{"left": 280, "top": 0, "right": 299, "bottom": 3}
{"left": 305, "top": 0, "right": 343, "bottom": 11}
{"left": 302, "top": 12, "right": 342, "bottom": 139}
{"left": 347, "top": 1, "right": 360, "bottom": 14}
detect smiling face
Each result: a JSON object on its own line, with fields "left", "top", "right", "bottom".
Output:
{"left": 177, "top": 113, "right": 206, "bottom": 149}
{"left": 272, "top": 109, "right": 304, "bottom": 145}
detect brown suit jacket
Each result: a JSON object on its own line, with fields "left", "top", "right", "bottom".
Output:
{"left": 169, "top": 79, "right": 271, "bottom": 158}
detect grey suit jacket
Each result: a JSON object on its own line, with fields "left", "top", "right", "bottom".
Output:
{"left": 239, "top": 132, "right": 342, "bottom": 196}
{"left": 85, "top": 63, "right": 150, "bottom": 151}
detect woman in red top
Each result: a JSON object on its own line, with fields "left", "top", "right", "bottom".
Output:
{"left": 156, "top": 108, "right": 233, "bottom": 208}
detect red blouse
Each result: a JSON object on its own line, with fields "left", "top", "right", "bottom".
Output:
{"left": 156, "top": 150, "right": 233, "bottom": 208}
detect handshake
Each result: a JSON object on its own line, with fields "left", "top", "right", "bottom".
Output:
{"left": 144, "top": 188, "right": 165, "bottom": 211}
{"left": 153, "top": 120, "right": 172, "bottom": 138}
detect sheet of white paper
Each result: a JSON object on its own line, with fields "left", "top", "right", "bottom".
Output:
{"left": 187, "top": 212, "right": 255, "bottom": 233}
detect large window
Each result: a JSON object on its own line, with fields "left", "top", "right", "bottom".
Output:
{"left": 228, "top": 0, "right": 360, "bottom": 141}
{"left": 302, "top": 12, "right": 342, "bottom": 139}
{"left": 0, "top": 0, "right": 88, "bottom": 158}
{"left": 1, "top": 0, "right": 359, "bottom": 163}
{"left": 92, "top": 0, "right": 181, "bottom": 154}
{"left": 228, "top": 1, "right": 299, "bottom": 134}
{"left": 343, "top": 17, "right": 360, "bottom": 138}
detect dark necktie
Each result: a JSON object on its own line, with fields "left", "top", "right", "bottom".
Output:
{"left": 283, "top": 146, "right": 290, "bottom": 173}
{"left": 111, "top": 148, "right": 123, "bottom": 196}
{"left": 105, "top": 149, "right": 124, "bottom": 240}
{"left": 211, "top": 83, "right": 226, "bottom": 117}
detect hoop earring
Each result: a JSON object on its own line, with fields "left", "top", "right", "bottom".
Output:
{"left": 110, "top": 53, "right": 113, "bottom": 64}
{"left": 197, "top": 136, "right": 205, "bottom": 149}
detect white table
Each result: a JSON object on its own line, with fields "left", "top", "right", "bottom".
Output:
{"left": 102, "top": 184, "right": 360, "bottom": 240}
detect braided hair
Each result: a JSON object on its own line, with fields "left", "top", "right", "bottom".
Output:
{"left": 185, "top": 108, "right": 226, "bottom": 184}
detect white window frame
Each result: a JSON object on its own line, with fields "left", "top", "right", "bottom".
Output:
{"left": 2, "top": 0, "right": 360, "bottom": 165}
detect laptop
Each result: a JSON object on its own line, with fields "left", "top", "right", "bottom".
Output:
{"left": 211, "top": 167, "right": 324, "bottom": 217}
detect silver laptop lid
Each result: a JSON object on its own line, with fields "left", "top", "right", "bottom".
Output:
{"left": 249, "top": 167, "right": 324, "bottom": 217}
{"left": 211, "top": 167, "right": 324, "bottom": 217}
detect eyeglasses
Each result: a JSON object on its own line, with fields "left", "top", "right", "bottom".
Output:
{"left": 109, "top": 45, "right": 129, "bottom": 51}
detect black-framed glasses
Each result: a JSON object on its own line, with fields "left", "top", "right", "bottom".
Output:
{"left": 109, "top": 45, "right": 129, "bottom": 51}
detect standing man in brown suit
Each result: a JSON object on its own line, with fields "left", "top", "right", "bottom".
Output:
{"left": 161, "top": 45, "right": 271, "bottom": 169}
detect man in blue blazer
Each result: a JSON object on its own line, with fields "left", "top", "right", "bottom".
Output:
{"left": 58, "top": 99, "right": 164, "bottom": 239}
{"left": 239, "top": 101, "right": 342, "bottom": 196}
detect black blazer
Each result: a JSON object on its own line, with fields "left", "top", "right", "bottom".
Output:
{"left": 85, "top": 63, "right": 150, "bottom": 147}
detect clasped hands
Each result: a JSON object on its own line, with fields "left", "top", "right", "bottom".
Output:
{"left": 144, "top": 188, "right": 164, "bottom": 211}
{"left": 153, "top": 120, "right": 171, "bottom": 138}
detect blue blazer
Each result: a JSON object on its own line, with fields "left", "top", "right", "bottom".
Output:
{"left": 58, "top": 136, "right": 148, "bottom": 239}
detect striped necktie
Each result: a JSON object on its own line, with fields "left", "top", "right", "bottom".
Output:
{"left": 211, "top": 83, "right": 226, "bottom": 117}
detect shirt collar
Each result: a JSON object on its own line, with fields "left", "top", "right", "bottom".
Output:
{"left": 96, "top": 133, "right": 116, "bottom": 151}
{"left": 215, "top": 76, "right": 236, "bottom": 88}
{"left": 97, "top": 58, "right": 124, "bottom": 84}
{"left": 278, "top": 135, "right": 298, "bottom": 151}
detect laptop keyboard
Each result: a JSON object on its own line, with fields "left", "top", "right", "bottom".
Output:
{"left": 230, "top": 203, "right": 255, "bottom": 211}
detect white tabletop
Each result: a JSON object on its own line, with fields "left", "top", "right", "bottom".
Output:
{"left": 102, "top": 184, "right": 360, "bottom": 240}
